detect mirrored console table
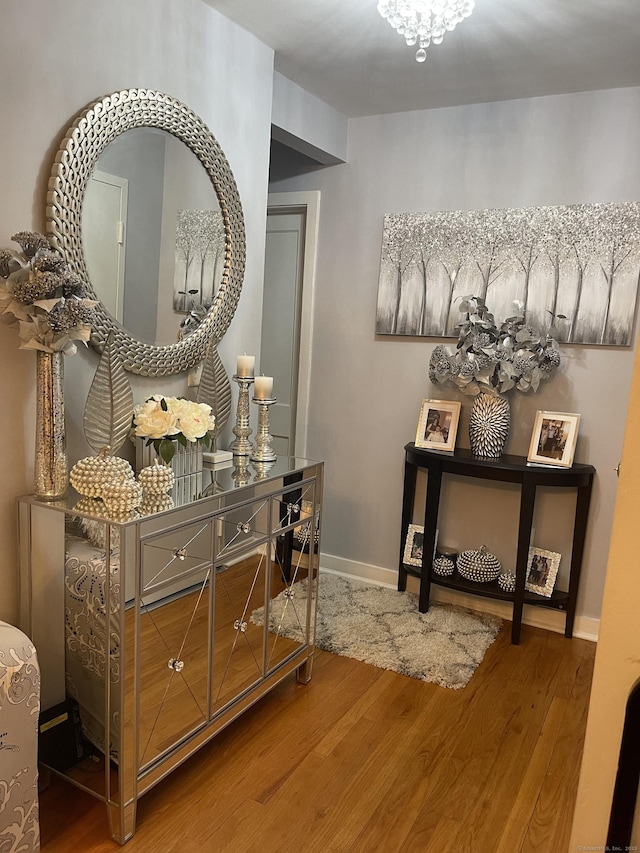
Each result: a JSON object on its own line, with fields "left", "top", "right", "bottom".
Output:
{"left": 18, "top": 455, "right": 323, "bottom": 844}
{"left": 398, "top": 443, "right": 595, "bottom": 645}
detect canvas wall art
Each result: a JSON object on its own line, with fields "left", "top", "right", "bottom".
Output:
{"left": 173, "top": 209, "right": 226, "bottom": 314}
{"left": 375, "top": 202, "right": 640, "bottom": 346}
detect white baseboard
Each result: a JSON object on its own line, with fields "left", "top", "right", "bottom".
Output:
{"left": 319, "top": 553, "right": 599, "bottom": 643}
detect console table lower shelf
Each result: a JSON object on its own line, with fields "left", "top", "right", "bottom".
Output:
{"left": 398, "top": 443, "right": 595, "bottom": 644}
{"left": 403, "top": 562, "right": 572, "bottom": 610}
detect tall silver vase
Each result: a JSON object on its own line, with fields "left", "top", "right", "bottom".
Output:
{"left": 34, "top": 350, "right": 68, "bottom": 500}
{"left": 469, "top": 392, "right": 510, "bottom": 459}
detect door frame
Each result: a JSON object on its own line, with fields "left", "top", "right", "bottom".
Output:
{"left": 266, "top": 190, "right": 320, "bottom": 458}
{"left": 85, "top": 169, "right": 128, "bottom": 323}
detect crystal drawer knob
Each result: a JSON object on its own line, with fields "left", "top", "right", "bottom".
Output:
{"left": 168, "top": 658, "right": 184, "bottom": 672}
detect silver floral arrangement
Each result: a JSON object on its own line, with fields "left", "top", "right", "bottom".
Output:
{"left": 429, "top": 296, "right": 562, "bottom": 397}
{"left": 0, "top": 231, "right": 96, "bottom": 353}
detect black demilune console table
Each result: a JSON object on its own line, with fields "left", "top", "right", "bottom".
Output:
{"left": 398, "top": 443, "right": 595, "bottom": 644}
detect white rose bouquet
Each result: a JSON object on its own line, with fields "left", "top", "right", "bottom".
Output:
{"left": 133, "top": 394, "right": 215, "bottom": 464}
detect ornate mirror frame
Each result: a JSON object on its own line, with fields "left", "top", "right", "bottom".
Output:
{"left": 46, "top": 89, "right": 246, "bottom": 375}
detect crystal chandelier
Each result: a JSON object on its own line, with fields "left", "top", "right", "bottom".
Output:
{"left": 377, "top": 0, "right": 475, "bottom": 62}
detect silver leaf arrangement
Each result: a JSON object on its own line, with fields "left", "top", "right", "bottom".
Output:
{"left": 195, "top": 338, "right": 231, "bottom": 452}
{"left": 84, "top": 331, "right": 134, "bottom": 455}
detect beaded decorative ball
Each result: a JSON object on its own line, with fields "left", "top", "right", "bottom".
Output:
{"left": 73, "top": 497, "right": 137, "bottom": 550}
{"left": 433, "top": 556, "right": 455, "bottom": 577}
{"left": 498, "top": 572, "right": 516, "bottom": 593}
{"left": 456, "top": 545, "right": 502, "bottom": 583}
{"left": 139, "top": 494, "right": 175, "bottom": 516}
{"left": 70, "top": 453, "right": 135, "bottom": 498}
{"left": 101, "top": 476, "right": 143, "bottom": 514}
{"left": 138, "top": 459, "right": 175, "bottom": 496}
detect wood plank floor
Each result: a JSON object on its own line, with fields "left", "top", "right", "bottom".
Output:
{"left": 39, "top": 622, "right": 595, "bottom": 853}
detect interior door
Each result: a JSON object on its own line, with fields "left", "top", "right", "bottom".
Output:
{"left": 262, "top": 191, "right": 320, "bottom": 459}
{"left": 83, "top": 169, "right": 128, "bottom": 323}
{"left": 261, "top": 210, "right": 305, "bottom": 456}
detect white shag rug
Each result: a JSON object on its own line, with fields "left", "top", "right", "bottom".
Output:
{"left": 252, "top": 572, "right": 502, "bottom": 690}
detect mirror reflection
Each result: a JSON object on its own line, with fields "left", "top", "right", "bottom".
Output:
{"left": 82, "top": 128, "right": 224, "bottom": 346}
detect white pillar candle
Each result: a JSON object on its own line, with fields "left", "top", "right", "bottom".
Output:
{"left": 254, "top": 375, "right": 273, "bottom": 400}
{"left": 236, "top": 354, "right": 255, "bottom": 377}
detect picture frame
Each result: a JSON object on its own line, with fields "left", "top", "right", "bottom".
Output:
{"left": 415, "top": 399, "right": 461, "bottom": 452}
{"left": 403, "top": 524, "right": 438, "bottom": 567}
{"left": 525, "top": 547, "right": 561, "bottom": 598}
{"left": 527, "top": 411, "right": 580, "bottom": 468}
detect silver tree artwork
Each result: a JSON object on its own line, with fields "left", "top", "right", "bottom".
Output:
{"left": 173, "top": 209, "right": 226, "bottom": 313}
{"left": 375, "top": 202, "right": 640, "bottom": 346}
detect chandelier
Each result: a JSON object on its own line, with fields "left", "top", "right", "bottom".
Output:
{"left": 377, "top": 0, "right": 475, "bottom": 62}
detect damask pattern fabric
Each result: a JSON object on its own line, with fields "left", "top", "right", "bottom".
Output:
{"left": 64, "top": 536, "right": 121, "bottom": 757}
{"left": 0, "top": 621, "right": 40, "bottom": 851}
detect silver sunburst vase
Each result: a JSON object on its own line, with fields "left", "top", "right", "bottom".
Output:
{"left": 468, "top": 392, "right": 510, "bottom": 459}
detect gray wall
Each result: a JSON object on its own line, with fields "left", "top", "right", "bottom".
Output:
{"left": 0, "top": 0, "right": 273, "bottom": 623}
{"left": 272, "top": 71, "right": 348, "bottom": 165}
{"left": 271, "top": 86, "right": 640, "bottom": 625}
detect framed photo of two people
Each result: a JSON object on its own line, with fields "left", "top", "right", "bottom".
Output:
{"left": 527, "top": 411, "right": 580, "bottom": 468}
{"left": 525, "top": 547, "right": 561, "bottom": 597}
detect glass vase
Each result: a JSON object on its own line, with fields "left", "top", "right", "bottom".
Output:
{"left": 135, "top": 437, "right": 203, "bottom": 504}
{"left": 34, "top": 349, "right": 68, "bottom": 500}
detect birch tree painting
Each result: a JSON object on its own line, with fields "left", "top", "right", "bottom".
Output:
{"left": 375, "top": 203, "right": 640, "bottom": 346}
{"left": 173, "top": 209, "right": 226, "bottom": 313}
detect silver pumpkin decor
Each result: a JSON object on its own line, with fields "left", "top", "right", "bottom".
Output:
{"left": 498, "top": 572, "right": 516, "bottom": 592}
{"left": 468, "top": 392, "right": 511, "bottom": 459}
{"left": 457, "top": 545, "right": 502, "bottom": 583}
{"left": 433, "top": 555, "right": 455, "bottom": 577}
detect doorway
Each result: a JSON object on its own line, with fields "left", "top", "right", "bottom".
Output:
{"left": 83, "top": 169, "right": 128, "bottom": 323}
{"left": 261, "top": 191, "right": 320, "bottom": 458}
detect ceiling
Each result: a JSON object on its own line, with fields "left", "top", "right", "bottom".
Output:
{"left": 203, "top": 0, "right": 640, "bottom": 118}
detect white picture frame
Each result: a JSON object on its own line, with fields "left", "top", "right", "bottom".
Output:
{"left": 415, "top": 399, "right": 461, "bottom": 452}
{"left": 403, "top": 524, "right": 438, "bottom": 568}
{"left": 525, "top": 547, "right": 561, "bottom": 598}
{"left": 527, "top": 411, "right": 580, "bottom": 468}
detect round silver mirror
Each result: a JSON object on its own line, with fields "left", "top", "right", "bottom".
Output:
{"left": 47, "top": 89, "right": 246, "bottom": 375}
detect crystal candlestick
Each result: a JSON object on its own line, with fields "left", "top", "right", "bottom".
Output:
{"left": 229, "top": 375, "right": 254, "bottom": 457}
{"left": 231, "top": 457, "right": 252, "bottom": 487}
{"left": 250, "top": 397, "right": 277, "bottom": 463}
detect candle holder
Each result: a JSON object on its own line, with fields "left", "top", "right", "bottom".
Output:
{"left": 229, "top": 375, "right": 254, "bottom": 457}
{"left": 250, "top": 397, "right": 277, "bottom": 463}
{"left": 252, "top": 459, "right": 277, "bottom": 481}
{"left": 231, "top": 457, "right": 252, "bottom": 487}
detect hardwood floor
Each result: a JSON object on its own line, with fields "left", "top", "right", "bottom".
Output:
{"left": 39, "top": 622, "right": 594, "bottom": 853}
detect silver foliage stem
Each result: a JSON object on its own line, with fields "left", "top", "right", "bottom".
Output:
{"left": 196, "top": 339, "right": 232, "bottom": 453}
